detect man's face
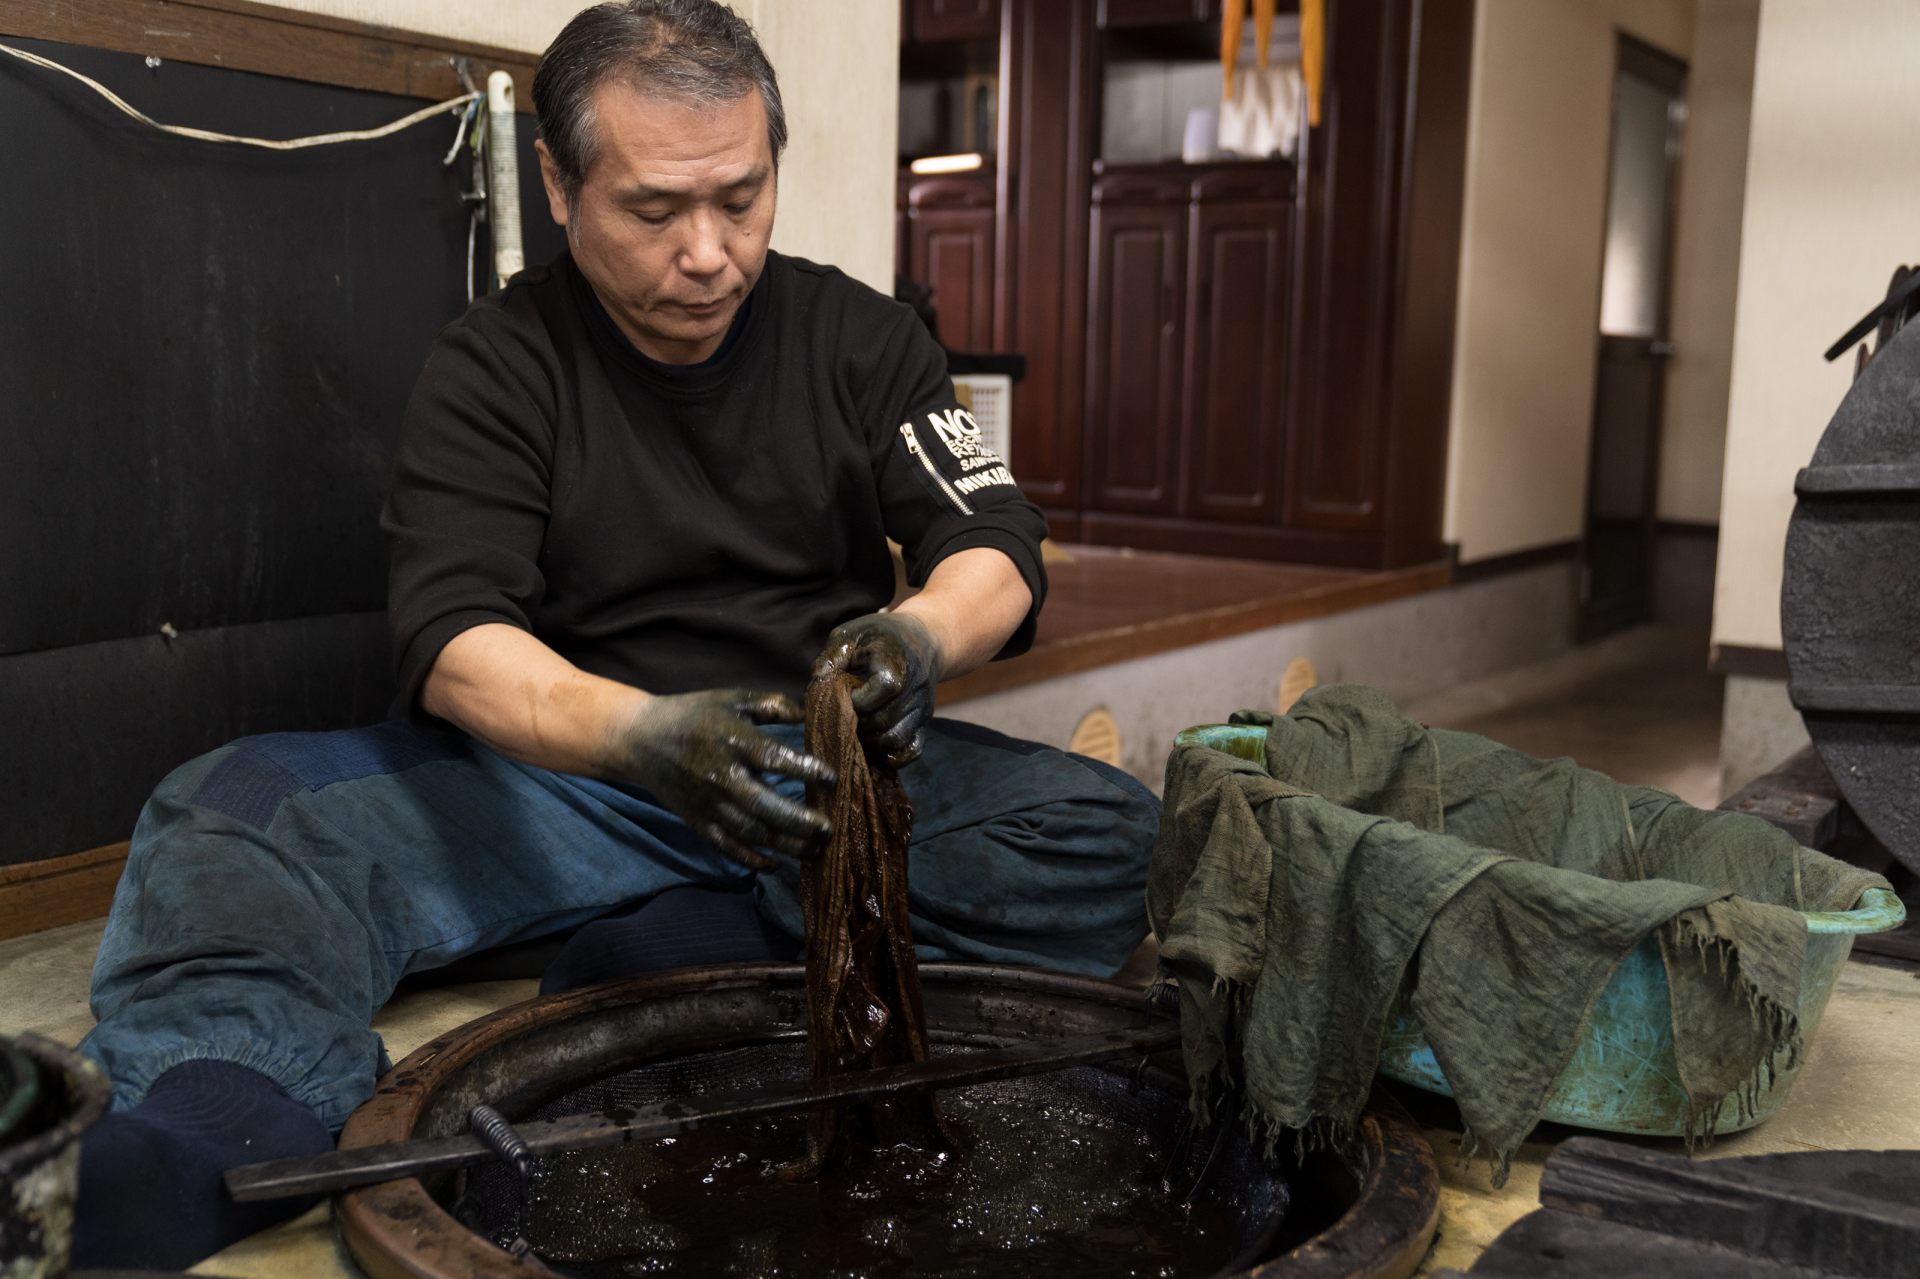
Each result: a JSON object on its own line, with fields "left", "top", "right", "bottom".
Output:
{"left": 538, "top": 83, "right": 776, "bottom": 364}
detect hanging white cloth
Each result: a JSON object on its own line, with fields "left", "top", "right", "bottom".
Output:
{"left": 1217, "top": 60, "right": 1303, "bottom": 160}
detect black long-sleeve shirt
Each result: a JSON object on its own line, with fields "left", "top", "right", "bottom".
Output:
{"left": 381, "top": 250, "right": 1047, "bottom": 714}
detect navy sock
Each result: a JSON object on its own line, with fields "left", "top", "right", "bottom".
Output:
{"left": 71, "top": 1058, "right": 333, "bottom": 1271}
{"left": 540, "top": 885, "right": 798, "bottom": 994}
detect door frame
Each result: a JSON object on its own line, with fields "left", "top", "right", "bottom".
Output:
{"left": 1575, "top": 33, "right": 1689, "bottom": 642}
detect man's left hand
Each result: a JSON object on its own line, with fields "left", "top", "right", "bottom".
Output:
{"left": 814, "top": 613, "right": 943, "bottom": 767}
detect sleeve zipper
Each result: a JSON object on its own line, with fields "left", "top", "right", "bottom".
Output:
{"left": 899, "top": 421, "right": 974, "bottom": 516}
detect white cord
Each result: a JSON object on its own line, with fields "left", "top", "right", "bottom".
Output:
{"left": 466, "top": 207, "right": 480, "bottom": 304}
{"left": 442, "top": 96, "right": 479, "bottom": 166}
{"left": 0, "top": 40, "right": 479, "bottom": 149}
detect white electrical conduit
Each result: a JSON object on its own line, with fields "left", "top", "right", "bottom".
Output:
{"left": 0, "top": 40, "right": 478, "bottom": 149}
{"left": 483, "top": 70, "right": 524, "bottom": 289}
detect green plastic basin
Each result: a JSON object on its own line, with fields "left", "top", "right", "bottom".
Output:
{"left": 1174, "top": 723, "right": 1907, "bottom": 1137}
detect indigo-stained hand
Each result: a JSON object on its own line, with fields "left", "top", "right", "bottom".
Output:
{"left": 812, "top": 613, "right": 944, "bottom": 768}
{"left": 611, "top": 688, "right": 836, "bottom": 870}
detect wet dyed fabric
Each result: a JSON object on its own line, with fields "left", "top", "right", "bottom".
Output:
{"left": 787, "top": 662, "right": 948, "bottom": 1175}
{"left": 1149, "top": 686, "right": 1887, "bottom": 1183}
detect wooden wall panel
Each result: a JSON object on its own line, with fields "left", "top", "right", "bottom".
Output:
{"left": 1284, "top": 0, "right": 1407, "bottom": 531}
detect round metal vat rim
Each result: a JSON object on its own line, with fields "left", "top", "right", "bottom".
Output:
{"left": 1249, "top": 1088, "right": 1439, "bottom": 1279}
{"left": 0, "top": 1032, "right": 110, "bottom": 1178}
{"left": 337, "top": 964, "right": 1166, "bottom": 1279}
{"left": 336, "top": 964, "right": 1438, "bottom": 1279}
{"left": 0, "top": 1037, "right": 42, "bottom": 1146}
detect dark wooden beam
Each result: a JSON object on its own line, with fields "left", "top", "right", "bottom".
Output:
{"left": 0, "top": 0, "right": 541, "bottom": 108}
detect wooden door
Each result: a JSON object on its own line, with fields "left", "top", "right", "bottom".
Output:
{"left": 1184, "top": 194, "right": 1292, "bottom": 523}
{"left": 1578, "top": 38, "right": 1688, "bottom": 640}
{"left": 1085, "top": 177, "right": 1187, "bottom": 515}
{"left": 905, "top": 175, "right": 996, "bottom": 351}
{"left": 909, "top": 0, "right": 1001, "bottom": 43}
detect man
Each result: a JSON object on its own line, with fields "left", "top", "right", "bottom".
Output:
{"left": 72, "top": 1, "right": 1156, "bottom": 1267}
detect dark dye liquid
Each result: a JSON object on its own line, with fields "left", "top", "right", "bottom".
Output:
{"left": 498, "top": 1084, "right": 1240, "bottom": 1278}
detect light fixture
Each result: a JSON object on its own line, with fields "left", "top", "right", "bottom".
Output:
{"left": 909, "top": 151, "right": 985, "bottom": 175}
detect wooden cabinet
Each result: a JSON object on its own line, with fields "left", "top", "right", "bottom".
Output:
{"left": 1096, "top": 0, "right": 1219, "bottom": 28}
{"left": 899, "top": 0, "right": 1473, "bottom": 569}
{"left": 903, "top": 174, "right": 997, "bottom": 351}
{"left": 1184, "top": 193, "right": 1291, "bottom": 523}
{"left": 1086, "top": 177, "right": 1187, "bottom": 514}
{"left": 1084, "top": 167, "right": 1291, "bottom": 525}
{"left": 906, "top": 0, "right": 1001, "bottom": 43}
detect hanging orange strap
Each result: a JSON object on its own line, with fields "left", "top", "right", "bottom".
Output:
{"left": 1301, "top": 0, "right": 1326, "bottom": 127}
{"left": 1221, "top": 0, "right": 1245, "bottom": 100}
{"left": 1253, "top": 0, "right": 1277, "bottom": 70}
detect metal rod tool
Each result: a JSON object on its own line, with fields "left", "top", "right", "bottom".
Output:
{"left": 226, "top": 1021, "right": 1182, "bottom": 1203}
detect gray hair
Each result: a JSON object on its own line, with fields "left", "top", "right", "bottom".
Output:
{"left": 533, "top": 0, "right": 788, "bottom": 209}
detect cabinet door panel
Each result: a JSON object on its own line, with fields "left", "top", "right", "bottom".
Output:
{"left": 912, "top": 0, "right": 1000, "bottom": 43}
{"left": 909, "top": 205, "right": 995, "bottom": 352}
{"left": 1086, "top": 201, "right": 1185, "bottom": 514}
{"left": 1185, "top": 199, "right": 1291, "bottom": 522}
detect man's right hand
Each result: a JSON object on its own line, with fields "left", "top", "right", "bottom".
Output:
{"left": 609, "top": 688, "right": 836, "bottom": 871}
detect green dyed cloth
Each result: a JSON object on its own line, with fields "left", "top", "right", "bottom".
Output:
{"left": 1148, "top": 686, "right": 1887, "bottom": 1183}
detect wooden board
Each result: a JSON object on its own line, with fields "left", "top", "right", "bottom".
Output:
{"left": 1716, "top": 744, "right": 1842, "bottom": 850}
{"left": 1442, "top": 1209, "right": 1830, "bottom": 1279}
{"left": 1536, "top": 1138, "right": 1920, "bottom": 1279}
{"left": 0, "top": 0, "right": 540, "bottom": 107}
{"left": 0, "top": 843, "right": 128, "bottom": 940}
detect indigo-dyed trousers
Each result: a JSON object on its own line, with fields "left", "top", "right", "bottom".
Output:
{"left": 80, "top": 717, "right": 1157, "bottom": 1129}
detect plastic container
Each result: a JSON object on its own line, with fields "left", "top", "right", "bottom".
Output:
{"left": 1175, "top": 723, "right": 1908, "bottom": 1137}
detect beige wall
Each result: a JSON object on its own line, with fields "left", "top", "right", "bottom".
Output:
{"left": 265, "top": 0, "right": 898, "bottom": 291}
{"left": 262, "top": 0, "right": 569, "bottom": 53}
{"left": 730, "top": 1, "right": 897, "bottom": 291}
{"left": 1443, "top": 0, "right": 1694, "bottom": 563}
{"left": 1713, "top": 0, "right": 1920, "bottom": 650}
{"left": 1657, "top": 0, "right": 1757, "bottom": 525}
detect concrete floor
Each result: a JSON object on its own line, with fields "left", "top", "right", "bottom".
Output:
{"left": 1401, "top": 624, "right": 1723, "bottom": 810}
{"left": 2, "top": 623, "right": 1912, "bottom": 1276}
